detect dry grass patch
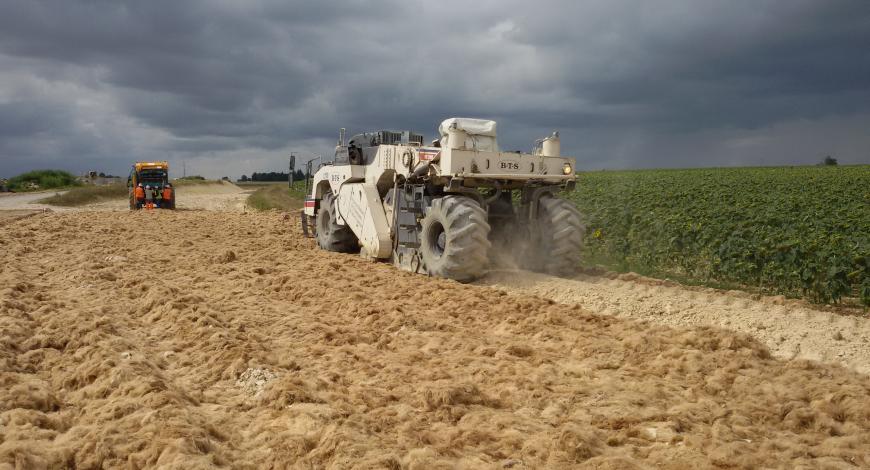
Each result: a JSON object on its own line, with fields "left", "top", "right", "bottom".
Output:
{"left": 38, "top": 184, "right": 127, "bottom": 206}
{"left": 247, "top": 184, "right": 305, "bottom": 211}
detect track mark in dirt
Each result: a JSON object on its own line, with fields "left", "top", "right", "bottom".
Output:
{"left": 0, "top": 209, "right": 45, "bottom": 226}
{"left": 1, "top": 211, "right": 869, "bottom": 468}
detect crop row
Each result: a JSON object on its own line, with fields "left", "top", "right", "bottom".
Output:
{"left": 566, "top": 166, "right": 869, "bottom": 306}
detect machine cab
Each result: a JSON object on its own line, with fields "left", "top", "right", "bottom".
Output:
{"left": 129, "top": 162, "right": 170, "bottom": 189}
{"left": 334, "top": 130, "right": 424, "bottom": 166}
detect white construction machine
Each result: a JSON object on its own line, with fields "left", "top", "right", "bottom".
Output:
{"left": 301, "top": 118, "right": 583, "bottom": 282}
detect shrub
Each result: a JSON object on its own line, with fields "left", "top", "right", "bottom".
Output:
{"left": 8, "top": 170, "right": 80, "bottom": 191}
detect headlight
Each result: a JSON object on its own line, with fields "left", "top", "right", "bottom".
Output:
{"left": 562, "top": 163, "right": 573, "bottom": 175}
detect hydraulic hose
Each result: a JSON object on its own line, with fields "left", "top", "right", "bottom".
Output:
{"left": 484, "top": 181, "right": 503, "bottom": 204}
{"left": 411, "top": 162, "right": 430, "bottom": 179}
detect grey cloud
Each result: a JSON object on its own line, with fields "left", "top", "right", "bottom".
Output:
{"left": 1, "top": 0, "right": 869, "bottom": 179}
{"left": 0, "top": 101, "right": 72, "bottom": 138}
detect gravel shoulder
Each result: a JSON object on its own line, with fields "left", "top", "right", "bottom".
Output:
{"left": 477, "top": 269, "right": 870, "bottom": 374}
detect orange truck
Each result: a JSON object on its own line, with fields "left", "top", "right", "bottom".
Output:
{"left": 127, "top": 161, "right": 175, "bottom": 210}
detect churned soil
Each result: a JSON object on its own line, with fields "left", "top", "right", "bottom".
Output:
{"left": 478, "top": 270, "right": 870, "bottom": 375}
{"left": 1, "top": 211, "right": 869, "bottom": 469}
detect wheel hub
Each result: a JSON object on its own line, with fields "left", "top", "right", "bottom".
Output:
{"left": 436, "top": 231, "right": 446, "bottom": 254}
{"left": 427, "top": 221, "right": 446, "bottom": 259}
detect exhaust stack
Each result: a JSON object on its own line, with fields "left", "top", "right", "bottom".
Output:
{"left": 542, "top": 131, "right": 560, "bottom": 157}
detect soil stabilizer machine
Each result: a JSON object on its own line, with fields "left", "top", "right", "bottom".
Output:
{"left": 302, "top": 118, "right": 583, "bottom": 282}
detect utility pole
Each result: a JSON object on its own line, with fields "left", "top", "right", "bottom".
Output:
{"left": 289, "top": 153, "right": 296, "bottom": 188}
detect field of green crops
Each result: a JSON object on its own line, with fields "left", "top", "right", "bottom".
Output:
{"left": 567, "top": 166, "right": 869, "bottom": 306}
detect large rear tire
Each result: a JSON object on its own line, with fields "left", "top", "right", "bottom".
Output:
{"left": 316, "top": 191, "right": 359, "bottom": 253}
{"left": 529, "top": 195, "right": 584, "bottom": 276}
{"left": 420, "top": 196, "right": 491, "bottom": 282}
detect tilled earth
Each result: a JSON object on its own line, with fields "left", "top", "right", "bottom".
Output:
{"left": 1, "top": 211, "right": 869, "bottom": 469}
{"left": 478, "top": 270, "right": 870, "bottom": 375}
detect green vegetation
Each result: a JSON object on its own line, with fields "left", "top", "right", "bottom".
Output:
{"left": 8, "top": 170, "right": 80, "bottom": 191}
{"left": 568, "top": 166, "right": 870, "bottom": 306}
{"left": 247, "top": 182, "right": 306, "bottom": 211}
{"left": 38, "top": 184, "right": 128, "bottom": 206}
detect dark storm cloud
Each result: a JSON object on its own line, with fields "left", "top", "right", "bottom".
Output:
{"left": 0, "top": 0, "right": 868, "bottom": 178}
{"left": 506, "top": 1, "right": 870, "bottom": 129}
{"left": 0, "top": 100, "right": 71, "bottom": 138}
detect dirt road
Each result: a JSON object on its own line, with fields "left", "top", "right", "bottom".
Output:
{"left": 0, "top": 181, "right": 248, "bottom": 213}
{"left": 0, "top": 191, "right": 71, "bottom": 212}
{"left": 83, "top": 181, "right": 249, "bottom": 212}
{"left": 2, "top": 210, "right": 868, "bottom": 468}
{"left": 175, "top": 182, "right": 248, "bottom": 211}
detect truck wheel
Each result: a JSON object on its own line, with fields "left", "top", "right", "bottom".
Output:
{"left": 529, "top": 195, "right": 584, "bottom": 276}
{"left": 316, "top": 191, "right": 359, "bottom": 253}
{"left": 420, "top": 196, "right": 491, "bottom": 282}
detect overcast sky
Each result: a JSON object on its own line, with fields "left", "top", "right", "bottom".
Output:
{"left": 1, "top": 0, "right": 869, "bottom": 178}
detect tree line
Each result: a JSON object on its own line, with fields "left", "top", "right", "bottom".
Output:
{"left": 239, "top": 171, "right": 305, "bottom": 182}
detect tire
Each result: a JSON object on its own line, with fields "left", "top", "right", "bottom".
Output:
{"left": 316, "top": 191, "right": 359, "bottom": 253}
{"left": 420, "top": 196, "right": 491, "bottom": 282}
{"left": 528, "top": 195, "right": 584, "bottom": 276}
